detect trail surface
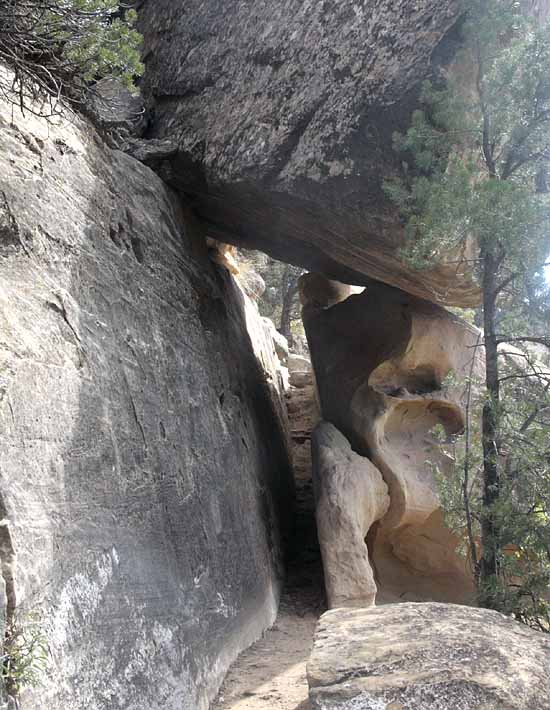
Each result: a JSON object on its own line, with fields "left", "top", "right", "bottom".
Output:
{"left": 212, "top": 581, "right": 322, "bottom": 710}
{"left": 213, "top": 361, "right": 324, "bottom": 710}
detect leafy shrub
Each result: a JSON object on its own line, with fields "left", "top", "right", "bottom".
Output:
{"left": 2, "top": 611, "right": 48, "bottom": 698}
{"left": 0, "top": 0, "right": 144, "bottom": 114}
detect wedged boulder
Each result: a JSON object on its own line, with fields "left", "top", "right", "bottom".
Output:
{"left": 137, "top": 0, "right": 478, "bottom": 306}
{"left": 285, "top": 353, "right": 312, "bottom": 390}
{"left": 308, "top": 603, "right": 550, "bottom": 710}
{"left": 0, "top": 82, "right": 293, "bottom": 709}
{"left": 301, "top": 275, "right": 483, "bottom": 604}
{"left": 312, "top": 422, "right": 389, "bottom": 609}
{"left": 86, "top": 78, "right": 147, "bottom": 140}
{"left": 288, "top": 354, "right": 312, "bottom": 373}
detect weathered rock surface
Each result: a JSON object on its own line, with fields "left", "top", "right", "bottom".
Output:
{"left": 137, "top": 0, "right": 478, "bottom": 306}
{"left": 0, "top": 92, "right": 293, "bottom": 710}
{"left": 308, "top": 603, "right": 550, "bottom": 710}
{"left": 284, "top": 347, "right": 322, "bottom": 594}
{"left": 0, "top": 575, "right": 5, "bottom": 709}
{"left": 312, "top": 422, "right": 389, "bottom": 609}
{"left": 287, "top": 353, "right": 313, "bottom": 390}
{"left": 301, "top": 275, "right": 482, "bottom": 604}
{"left": 262, "top": 317, "right": 289, "bottom": 364}
{"left": 86, "top": 78, "right": 148, "bottom": 141}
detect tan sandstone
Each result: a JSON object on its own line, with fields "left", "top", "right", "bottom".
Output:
{"left": 312, "top": 422, "right": 390, "bottom": 609}
{"left": 308, "top": 603, "right": 550, "bottom": 710}
{"left": 301, "top": 275, "right": 484, "bottom": 604}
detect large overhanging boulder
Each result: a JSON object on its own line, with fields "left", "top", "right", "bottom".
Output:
{"left": 301, "top": 275, "right": 483, "bottom": 604}
{"left": 137, "top": 0, "right": 479, "bottom": 306}
{"left": 308, "top": 603, "right": 550, "bottom": 710}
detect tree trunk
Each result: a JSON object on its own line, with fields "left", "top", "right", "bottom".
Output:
{"left": 279, "top": 268, "right": 299, "bottom": 342}
{"left": 479, "top": 244, "right": 502, "bottom": 608}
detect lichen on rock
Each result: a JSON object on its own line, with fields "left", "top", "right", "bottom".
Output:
{"left": 308, "top": 603, "right": 550, "bottom": 710}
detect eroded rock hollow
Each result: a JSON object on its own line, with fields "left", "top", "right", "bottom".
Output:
{"left": 302, "top": 275, "right": 484, "bottom": 605}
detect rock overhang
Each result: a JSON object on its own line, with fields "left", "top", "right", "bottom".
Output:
{"left": 137, "top": 0, "right": 479, "bottom": 307}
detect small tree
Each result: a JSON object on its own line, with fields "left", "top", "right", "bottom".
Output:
{"left": 2, "top": 611, "right": 48, "bottom": 699}
{"left": 386, "top": 0, "right": 550, "bottom": 624}
{"left": 246, "top": 253, "right": 305, "bottom": 345}
{"left": 278, "top": 264, "right": 303, "bottom": 342}
{"left": 0, "top": 0, "right": 143, "bottom": 115}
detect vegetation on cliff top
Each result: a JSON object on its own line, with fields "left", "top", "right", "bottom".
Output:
{"left": 387, "top": 0, "right": 550, "bottom": 629}
{"left": 0, "top": 0, "right": 143, "bottom": 115}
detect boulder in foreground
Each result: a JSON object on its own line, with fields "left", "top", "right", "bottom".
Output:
{"left": 308, "top": 602, "right": 550, "bottom": 709}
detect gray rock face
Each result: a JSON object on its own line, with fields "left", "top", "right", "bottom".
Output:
{"left": 0, "top": 574, "right": 5, "bottom": 708}
{"left": 262, "top": 317, "right": 289, "bottom": 363}
{"left": 0, "top": 94, "right": 293, "bottom": 710}
{"left": 308, "top": 603, "right": 550, "bottom": 710}
{"left": 137, "top": 0, "right": 479, "bottom": 306}
{"left": 86, "top": 78, "right": 148, "bottom": 141}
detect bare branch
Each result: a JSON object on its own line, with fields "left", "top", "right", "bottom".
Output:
{"left": 497, "top": 336, "right": 550, "bottom": 347}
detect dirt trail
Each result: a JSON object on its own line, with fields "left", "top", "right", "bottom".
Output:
{"left": 213, "top": 369, "right": 325, "bottom": 710}
{"left": 212, "top": 581, "right": 322, "bottom": 710}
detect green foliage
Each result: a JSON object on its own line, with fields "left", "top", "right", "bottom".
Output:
{"left": 0, "top": 0, "right": 144, "bottom": 113}
{"left": 2, "top": 611, "right": 49, "bottom": 697}
{"left": 240, "top": 251, "right": 305, "bottom": 341}
{"left": 433, "top": 357, "right": 550, "bottom": 630}
{"left": 58, "top": 1, "right": 144, "bottom": 92}
{"left": 388, "top": 0, "right": 550, "bottom": 628}
{"left": 385, "top": 1, "right": 550, "bottom": 274}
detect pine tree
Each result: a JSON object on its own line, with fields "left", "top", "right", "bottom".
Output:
{"left": 0, "top": 0, "right": 144, "bottom": 114}
{"left": 386, "top": 0, "right": 550, "bottom": 626}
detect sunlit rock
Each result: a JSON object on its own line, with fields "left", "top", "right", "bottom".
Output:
{"left": 302, "top": 275, "right": 483, "bottom": 604}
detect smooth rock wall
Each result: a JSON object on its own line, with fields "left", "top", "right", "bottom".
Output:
{"left": 0, "top": 95, "right": 293, "bottom": 710}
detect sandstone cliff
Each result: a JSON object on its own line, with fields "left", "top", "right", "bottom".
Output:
{"left": 2, "top": 1, "right": 550, "bottom": 709}
{"left": 0, "top": 93, "right": 293, "bottom": 710}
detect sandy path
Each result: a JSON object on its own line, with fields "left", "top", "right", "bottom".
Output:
{"left": 212, "top": 586, "right": 320, "bottom": 710}
{"left": 213, "top": 366, "right": 324, "bottom": 710}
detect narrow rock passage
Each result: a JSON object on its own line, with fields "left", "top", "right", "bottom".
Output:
{"left": 212, "top": 579, "right": 322, "bottom": 710}
{"left": 213, "top": 355, "right": 324, "bottom": 710}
